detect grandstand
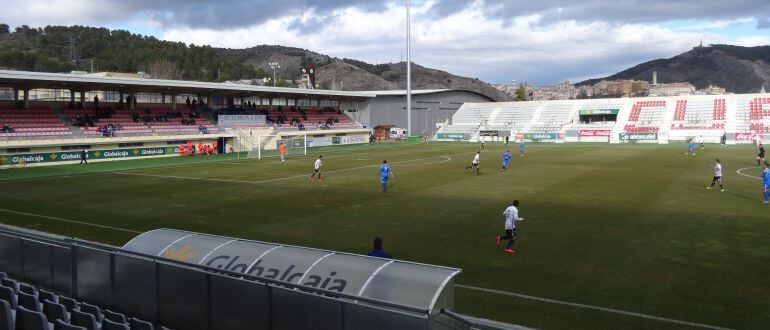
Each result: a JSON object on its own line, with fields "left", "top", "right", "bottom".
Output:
{"left": 436, "top": 93, "right": 770, "bottom": 143}
{"left": 0, "top": 70, "right": 373, "bottom": 167}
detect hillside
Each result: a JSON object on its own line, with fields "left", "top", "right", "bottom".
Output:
{"left": 218, "top": 45, "right": 506, "bottom": 100}
{"left": 580, "top": 45, "right": 770, "bottom": 93}
{"left": 0, "top": 25, "right": 505, "bottom": 100}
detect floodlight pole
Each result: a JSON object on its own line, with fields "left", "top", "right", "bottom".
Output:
{"left": 406, "top": 0, "right": 412, "bottom": 137}
{"left": 269, "top": 62, "right": 280, "bottom": 87}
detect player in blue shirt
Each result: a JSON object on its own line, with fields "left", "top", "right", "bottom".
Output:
{"left": 519, "top": 139, "right": 525, "bottom": 157}
{"left": 762, "top": 164, "right": 770, "bottom": 204}
{"left": 687, "top": 139, "right": 696, "bottom": 156}
{"left": 380, "top": 160, "right": 392, "bottom": 192}
{"left": 500, "top": 150, "right": 512, "bottom": 172}
{"left": 367, "top": 237, "right": 392, "bottom": 258}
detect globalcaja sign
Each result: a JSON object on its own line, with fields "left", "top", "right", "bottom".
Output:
{"left": 479, "top": 130, "right": 499, "bottom": 137}
{"left": 524, "top": 133, "right": 559, "bottom": 140}
{"left": 619, "top": 133, "right": 658, "bottom": 140}
{"left": 579, "top": 130, "right": 611, "bottom": 137}
{"left": 579, "top": 109, "right": 619, "bottom": 115}
{"left": 0, "top": 146, "right": 180, "bottom": 166}
{"left": 437, "top": 133, "right": 468, "bottom": 140}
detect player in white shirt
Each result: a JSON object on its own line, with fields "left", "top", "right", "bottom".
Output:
{"left": 309, "top": 155, "right": 323, "bottom": 182}
{"left": 479, "top": 136, "right": 485, "bottom": 150}
{"left": 496, "top": 200, "right": 524, "bottom": 254}
{"left": 465, "top": 151, "right": 481, "bottom": 174}
{"left": 706, "top": 159, "right": 724, "bottom": 192}
{"left": 698, "top": 135, "right": 704, "bottom": 151}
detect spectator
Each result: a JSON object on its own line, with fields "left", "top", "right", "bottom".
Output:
{"left": 367, "top": 237, "right": 392, "bottom": 259}
{"left": 186, "top": 97, "right": 191, "bottom": 108}
{"left": 1, "top": 123, "right": 13, "bottom": 133}
{"left": 93, "top": 95, "right": 99, "bottom": 109}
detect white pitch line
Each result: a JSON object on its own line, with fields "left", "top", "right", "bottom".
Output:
{"left": 735, "top": 166, "right": 762, "bottom": 181}
{"left": 0, "top": 208, "right": 142, "bottom": 234}
{"left": 0, "top": 142, "right": 434, "bottom": 184}
{"left": 114, "top": 153, "right": 464, "bottom": 185}
{"left": 456, "top": 284, "right": 733, "bottom": 330}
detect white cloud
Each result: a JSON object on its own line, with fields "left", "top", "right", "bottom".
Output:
{"left": 161, "top": 3, "right": 739, "bottom": 84}
{"left": 2, "top": 0, "right": 767, "bottom": 84}
{"left": 734, "top": 35, "right": 770, "bottom": 46}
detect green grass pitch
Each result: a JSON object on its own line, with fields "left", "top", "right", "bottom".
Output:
{"left": 1, "top": 142, "right": 769, "bottom": 329}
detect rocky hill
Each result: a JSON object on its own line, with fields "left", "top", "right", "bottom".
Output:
{"left": 219, "top": 45, "right": 506, "bottom": 100}
{"left": 579, "top": 45, "right": 770, "bottom": 93}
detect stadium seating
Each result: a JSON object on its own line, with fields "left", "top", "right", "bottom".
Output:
{"left": 489, "top": 103, "right": 538, "bottom": 131}
{"left": 669, "top": 98, "right": 726, "bottom": 131}
{"left": 623, "top": 100, "right": 666, "bottom": 133}
{"left": 0, "top": 274, "right": 155, "bottom": 330}
{"left": 269, "top": 107, "right": 360, "bottom": 131}
{"left": 0, "top": 105, "right": 72, "bottom": 138}
{"left": 529, "top": 102, "right": 575, "bottom": 133}
{"left": 63, "top": 106, "right": 219, "bottom": 136}
{"left": 736, "top": 97, "right": 770, "bottom": 133}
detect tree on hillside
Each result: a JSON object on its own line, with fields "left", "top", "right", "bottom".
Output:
{"left": 146, "top": 58, "right": 184, "bottom": 80}
{"left": 0, "top": 25, "right": 262, "bottom": 81}
{"left": 514, "top": 83, "right": 528, "bottom": 101}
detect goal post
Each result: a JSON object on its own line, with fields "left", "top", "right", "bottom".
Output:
{"left": 248, "top": 133, "right": 307, "bottom": 159}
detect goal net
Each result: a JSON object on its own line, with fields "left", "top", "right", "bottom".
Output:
{"left": 247, "top": 133, "right": 307, "bottom": 159}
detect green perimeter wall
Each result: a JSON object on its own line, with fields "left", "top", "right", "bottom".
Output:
{"left": 1, "top": 139, "right": 220, "bottom": 166}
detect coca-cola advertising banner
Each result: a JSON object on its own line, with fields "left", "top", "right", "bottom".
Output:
{"left": 579, "top": 130, "right": 611, "bottom": 137}
{"left": 734, "top": 133, "right": 764, "bottom": 141}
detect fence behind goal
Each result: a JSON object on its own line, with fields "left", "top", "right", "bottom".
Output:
{"left": 247, "top": 133, "right": 308, "bottom": 159}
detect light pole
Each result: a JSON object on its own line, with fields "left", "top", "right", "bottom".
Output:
{"left": 406, "top": 0, "right": 412, "bottom": 137}
{"left": 269, "top": 62, "right": 280, "bottom": 87}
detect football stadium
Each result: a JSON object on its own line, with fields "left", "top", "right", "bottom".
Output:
{"left": 0, "top": 70, "right": 769, "bottom": 330}
{"left": 1, "top": 3, "right": 770, "bottom": 330}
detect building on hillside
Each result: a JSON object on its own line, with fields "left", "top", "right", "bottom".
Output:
{"left": 694, "top": 85, "right": 728, "bottom": 95}
{"left": 605, "top": 80, "right": 649, "bottom": 97}
{"left": 649, "top": 82, "right": 696, "bottom": 96}
{"left": 530, "top": 81, "right": 578, "bottom": 100}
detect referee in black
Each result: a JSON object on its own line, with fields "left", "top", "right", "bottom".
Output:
{"left": 80, "top": 147, "right": 88, "bottom": 165}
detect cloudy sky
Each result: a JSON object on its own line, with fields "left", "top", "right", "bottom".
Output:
{"left": 1, "top": 0, "right": 769, "bottom": 84}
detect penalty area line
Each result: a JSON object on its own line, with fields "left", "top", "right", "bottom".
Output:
{"left": 0, "top": 208, "right": 142, "bottom": 234}
{"left": 456, "top": 284, "right": 732, "bottom": 330}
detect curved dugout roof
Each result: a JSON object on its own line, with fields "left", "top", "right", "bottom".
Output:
{"left": 122, "top": 228, "right": 461, "bottom": 313}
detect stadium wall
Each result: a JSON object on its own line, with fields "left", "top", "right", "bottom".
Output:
{"left": 358, "top": 90, "right": 492, "bottom": 136}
